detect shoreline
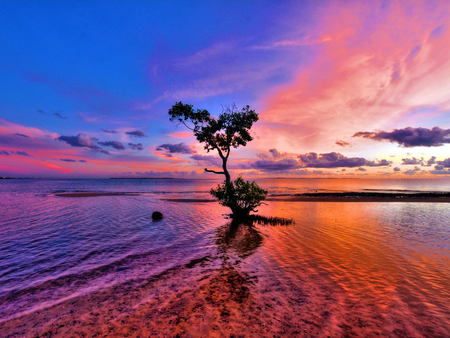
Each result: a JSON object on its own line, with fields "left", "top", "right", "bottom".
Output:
{"left": 267, "top": 191, "right": 450, "bottom": 202}
{"left": 50, "top": 191, "right": 450, "bottom": 202}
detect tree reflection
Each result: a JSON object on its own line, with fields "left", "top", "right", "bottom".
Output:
{"left": 216, "top": 220, "right": 264, "bottom": 258}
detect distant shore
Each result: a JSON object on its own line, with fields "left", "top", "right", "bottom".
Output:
{"left": 267, "top": 191, "right": 450, "bottom": 203}
{"left": 49, "top": 191, "right": 450, "bottom": 202}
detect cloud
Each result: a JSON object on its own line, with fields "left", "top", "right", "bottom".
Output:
{"left": 269, "top": 148, "right": 285, "bottom": 158}
{"left": 404, "top": 166, "right": 421, "bottom": 176}
{"left": 14, "top": 133, "right": 30, "bottom": 138}
{"left": 298, "top": 152, "right": 390, "bottom": 168}
{"left": 257, "top": 148, "right": 287, "bottom": 160}
{"left": 250, "top": 158, "right": 301, "bottom": 172}
{"left": 425, "top": 156, "right": 437, "bottom": 166}
{"left": 353, "top": 127, "right": 450, "bottom": 147}
{"left": 190, "top": 154, "right": 222, "bottom": 167}
{"left": 16, "top": 151, "right": 31, "bottom": 156}
{"left": 60, "top": 158, "right": 77, "bottom": 162}
{"left": 57, "top": 133, "right": 99, "bottom": 148}
{"left": 101, "top": 129, "right": 118, "bottom": 134}
{"left": 57, "top": 133, "right": 109, "bottom": 153}
{"left": 404, "top": 170, "right": 417, "bottom": 176}
{"left": 430, "top": 169, "right": 450, "bottom": 175}
{"left": 168, "top": 131, "right": 193, "bottom": 139}
{"left": 125, "top": 130, "right": 148, "bottom": 137}
{"left": 335, "top": 140, "right": 350, "bottom": 147}
{"left": 401, "top": 157, "right": 423, "bottom": 165}
{"left": 393, "top": 167, "right": 401, "bottom": 172}
{"left": 430, "top": 164, "right": 450, "bottom": 175}
{"left": 97, "top": 141, "right": 126, "bottom": 150}
{"left": 0, "top": 119, "right": 62, "bottom": 155}
{"left": 79, "top": 159, "right": 87, "bottom": 163}
{"left": 53, "top": 112, "right": 68, "bottom": 119}
{"left": 156, "top": 142, "right": 193, "bottom": 154}
{"left": 128, "top": 142, "right": 143, "bottom": 150}
{"left": 6, "top": 149, "right": 36, "bottom": 157}
{"left": 437, "top": 158, "right": 450, "bottom": 167}
{"left": 258, "top": 2, "right": 450, "bottom": 152}
{"left": 36, "top": 109, "right": 67, "bottom": 119}
{"left": 134, "top": 170, "right": 199, "bottom": 178}
{"left": 251, "top": 37, "right": 332, "bottom": 50}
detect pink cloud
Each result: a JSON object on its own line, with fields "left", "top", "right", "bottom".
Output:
{"left": 258, "top": 1, "right": 450, "bottom": 153}
{"left": 0, "top": 119, "right": 170, "bottom": 177}
{"left": 43, "top": 163, "right": 74, "bottom": 173}
{"left": 0, "top": 118, "right": 57, "bottom": 139}
{"left": 168, "top": 131, "right": 194, "bottom": 139}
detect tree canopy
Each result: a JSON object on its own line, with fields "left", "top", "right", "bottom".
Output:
{"left": 168, "top": 102, "right": 258, "bottom": 183}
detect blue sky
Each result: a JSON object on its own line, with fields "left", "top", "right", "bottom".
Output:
{"left": 2, "top": 1, "right": 450, "bottom": 178}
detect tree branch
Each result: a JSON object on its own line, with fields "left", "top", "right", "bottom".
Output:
{"left": 217, "top": 147, "right": 225, "bottom": 159}
{"left": 225, "top": 146, "right": 231, "bottom": 159}
{"left": 204, "top": 168, "right": 225, "bottom": 175}
{"left": 179, "top": 120, "right": 195, "bottom": 131}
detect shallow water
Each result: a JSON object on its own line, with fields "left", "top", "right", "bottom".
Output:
{"left": 1, "top": 178, "right": 450, "bottom": 336}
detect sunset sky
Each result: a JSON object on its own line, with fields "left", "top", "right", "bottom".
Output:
{"left": 1, "top": 0, "right": 450, "bottom": 178}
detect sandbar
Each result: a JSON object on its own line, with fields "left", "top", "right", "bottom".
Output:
{"left": 52, "top": 192, "right": 141, "bottom": 197}
{"left": 164, "top": 192, "right": 450, "bottom": 203}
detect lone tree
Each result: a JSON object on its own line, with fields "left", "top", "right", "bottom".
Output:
{"left": 168, "top": 102, "right": 267, "bottom": 218}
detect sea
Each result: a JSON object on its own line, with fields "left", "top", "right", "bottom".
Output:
{"left": 1, "top": 178, "right": 450, "bottom": 336}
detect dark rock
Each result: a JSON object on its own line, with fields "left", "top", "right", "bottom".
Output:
{"left": 152, "top": 211, "right": 163, "bottom": 220}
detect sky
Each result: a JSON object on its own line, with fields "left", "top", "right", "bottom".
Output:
{"left": 1, "top": 0, "right": 450, "bottom": 178}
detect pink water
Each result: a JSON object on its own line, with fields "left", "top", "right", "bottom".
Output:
{"left": 1, "top": 179, "right": 450, "bottom": 336}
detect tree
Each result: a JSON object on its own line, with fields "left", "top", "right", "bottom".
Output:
{"left": 210, "top": 176, "right": 268, "bottom": 218}
{"left": 168, "top": 102, "right": 267, "bottom": 218}
{"left": 168, "top": 102, "right": 258, "bottom": 184}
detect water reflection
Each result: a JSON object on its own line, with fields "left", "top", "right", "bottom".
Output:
{"left": 216, "top": 220, "right": 264, "bottom": 258}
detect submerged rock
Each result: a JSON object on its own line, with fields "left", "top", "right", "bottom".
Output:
{"left": 152, "top": 211, "right": 163, "bottom": 220}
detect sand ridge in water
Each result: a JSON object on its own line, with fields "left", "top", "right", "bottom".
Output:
{"left": 51, "top": 192, "right": 142, "bottom": 197}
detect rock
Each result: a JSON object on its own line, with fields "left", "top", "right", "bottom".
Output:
{"left": 152, "top": 211, "right": 163, "bottom": 220}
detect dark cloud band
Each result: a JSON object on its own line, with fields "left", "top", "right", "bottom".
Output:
{"left": 97, "top": 141, "right": 125, "bottom": 150}
{"left": 353, "top": 127, "right": 450, "bottom": 147}
{"left": 298, "top": 152, "right": 390, "bottom": 168}
{"left": 126, "top": 130, "right": 148, "bottom": 137}
{"left": 157, "top": 142, "right": 193, "bottom": 154}
{"left": 57, "top": 133, "right": 109, "bottom": 154}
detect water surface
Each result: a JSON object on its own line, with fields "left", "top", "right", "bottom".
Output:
{"left": 1, "top": 178, "right": 450, "bottom": 336}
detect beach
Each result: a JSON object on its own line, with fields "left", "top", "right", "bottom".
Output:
{"left": 1, "top": 178, "right": 450, "bottom": 337}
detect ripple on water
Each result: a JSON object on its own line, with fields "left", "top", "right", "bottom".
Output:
{"left": 1, "top": 179, "right": 450, "bottom": 336}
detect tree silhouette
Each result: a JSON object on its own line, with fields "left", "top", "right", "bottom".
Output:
{"left": 168, "top": 102, "right": 267, "bottom": 218}
{"left": 168, "top": 102, "right": 258, "bottom": 184}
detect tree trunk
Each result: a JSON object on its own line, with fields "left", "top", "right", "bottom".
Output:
{"left": 222, "top": 157, "right": 231, "bottom": 184}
